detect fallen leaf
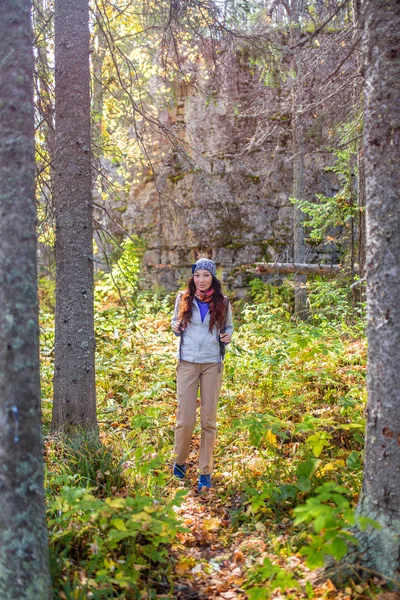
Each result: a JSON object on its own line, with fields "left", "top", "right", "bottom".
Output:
{"left": 345, "top": 587, "right": 352, "bottom": 595}
{"left": 232, "top": 550, "right": 245, "bottom": 565}
{"left": 175, "top": 561, "right": 191, "bottom": 575}
{"left": 220, "top": 592, "right": 237, "bottom": 599}
{"left": 326, "top": 579, "right": 337, "bottom": 591}
{"left": 191, "top": 563, "right": 204, "bottom": 574}
{"left": 203, "top": 517, "right": 220, "bottom": 532}
{"left": 209, "top": 559, "right": 222, "bottom": 572}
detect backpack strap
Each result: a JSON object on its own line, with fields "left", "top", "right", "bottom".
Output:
{"left": 219, "top": 296, "right": 230, "bottom": 371}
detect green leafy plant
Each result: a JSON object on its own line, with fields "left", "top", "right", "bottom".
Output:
{"left": 95, "top": 237, "right": 145, "bottom": 304}
{"left": 293, "top": 482, "right": 380, "bottom": 568}
{"left": 246, "top": 557, "right": 300, "bottom": 598}
{"left": 48, "top": 486, "right": 187, "bottom": 597}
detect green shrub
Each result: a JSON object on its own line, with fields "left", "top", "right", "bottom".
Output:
{"left": 48, "top": 486, "right": 186, "bottom": 598}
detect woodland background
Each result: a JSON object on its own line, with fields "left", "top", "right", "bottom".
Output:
{"left": 0, "top": 0, "right": 399, "bottom": 599}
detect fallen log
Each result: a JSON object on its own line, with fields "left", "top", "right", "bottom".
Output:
{"left": 237, "top": 262, "right": 343, "bottom": 276}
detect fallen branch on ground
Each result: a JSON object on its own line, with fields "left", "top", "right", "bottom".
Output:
{"left": 236, "top": 262, "right": 343, "bottom": 276}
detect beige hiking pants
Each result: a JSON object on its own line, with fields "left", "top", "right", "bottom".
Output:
{"left": 174, "top": 360, "right": 223, "bottom": 475}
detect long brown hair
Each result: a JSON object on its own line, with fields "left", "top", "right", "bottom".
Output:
{"left": 178, "top": 276, "right": 227, "bottom": 332}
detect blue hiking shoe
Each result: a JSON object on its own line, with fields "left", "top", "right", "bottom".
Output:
{"left": 198, "top": 473, "right": 211, "bottom": 493}
{"left": 173, "top": 463, "right": 186, "bottom": 479}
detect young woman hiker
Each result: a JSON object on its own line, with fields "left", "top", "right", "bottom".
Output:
{"left": 171, "top": 258, "right": 233, "bottom": 493}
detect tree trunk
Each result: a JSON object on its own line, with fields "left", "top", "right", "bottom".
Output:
{"left": 356, "top": 0, "right": 400, "bottom": 580}
{"left": 291, "top": 0, "right": 311, "bottom": 320}
{"left": 52, "top": 0, "right": 97, "bottom": 432}
{"left": 0, "top": 1, "right": 52, "bottom": 597}
{"left": 352, "top": 0, "right": 366, "bottom": 301}
{"left": 34, "top": 0, "right": 55, "bottom": 201}
{"left": 92, "top": 8, "right": 106, "bottom": 146}
{"left": 34, "top": 0, "right": 56, "bottom": 279}
{"left": 357, "top": 147, "right": 366, "bottom": 282}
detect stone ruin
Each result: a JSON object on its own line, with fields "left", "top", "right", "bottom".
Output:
{"left": 103, "top": 40, "right": 354, "bottom": 293}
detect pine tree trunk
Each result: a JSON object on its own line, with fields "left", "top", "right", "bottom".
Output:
{"left": 0, "top": 1, "right": 52, "bottom": 597}
{"left": 52, "top": 0, "right": 97, "bottom": 432}
{"left": 356, "top": 0, "right": 400, "bottom": 580}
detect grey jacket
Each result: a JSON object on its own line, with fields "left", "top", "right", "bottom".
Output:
{"left": 171, "top": 293, "right": 234, "bottom": 364}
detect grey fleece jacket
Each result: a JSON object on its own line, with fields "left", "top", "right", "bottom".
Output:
{"left": 171, "top": 293, "right": 234, "bottom": 363}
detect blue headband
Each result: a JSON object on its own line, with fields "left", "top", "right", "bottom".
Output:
{"left": 191, "top": 259, "right": 216, "bottom": 277}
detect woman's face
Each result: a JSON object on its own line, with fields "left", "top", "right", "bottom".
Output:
{"left": 193, "top": 269, "right": 213, "bottom": 292}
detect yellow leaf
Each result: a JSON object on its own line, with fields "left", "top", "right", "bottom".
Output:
{"left": 110, "top": 518, "right": 126, "bottom": 531}
{"left": 266, "top": 430, "right": 277, "bottom": 446}
{"left": 133, "top": 511, "right": 152, "bottom": 522}
{"left": 203, "top": 517, "right": 220, "bottom": 532}
{"left": 175, "top": 561, "right": 191, "bottom": 575}
{"left": 320, "top": 459, "right": 346, "bottom": 474}
{"left": 106, "top": 497, "right": 126, "bottom": 508}
{"left": 320, "top": 462, "right": 335, "bottom": 474}
{"left": 104, "top": 557, "right": 117, "bottom": 569}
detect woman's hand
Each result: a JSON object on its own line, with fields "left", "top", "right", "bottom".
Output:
{"left": 220, "top": 332, "right": 231, "bottom": 343}
{"left": 172, "top": 322, "right": 183, "bottom": 334}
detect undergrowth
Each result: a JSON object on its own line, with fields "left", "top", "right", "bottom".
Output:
{"left": 40, "top": 266, "right": 374, "bottom": 598}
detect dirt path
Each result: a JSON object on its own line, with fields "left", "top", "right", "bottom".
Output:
{"left": 167, "top": 439, "right": 258, "bottom": 600}
{"left": 171, "top": 481, "right": 248, "bottom": 599}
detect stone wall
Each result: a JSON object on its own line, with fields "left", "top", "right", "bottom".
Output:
{"left": 118, "top": 41, "right": 353, "bottom": 292}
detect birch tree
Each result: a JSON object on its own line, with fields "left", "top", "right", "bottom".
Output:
{"left": 0, "top": 0, "right": 51, "bottom": 597}
{"left": 52, "top": 0, "right": 97, "bottom": 431}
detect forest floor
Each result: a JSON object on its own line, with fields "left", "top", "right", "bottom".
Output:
{"left": 40, "top": 281, "right": 399, "bottom": 600}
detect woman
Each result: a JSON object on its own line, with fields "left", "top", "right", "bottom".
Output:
{"left": 171, "top": 258, "right": 233, "bottom": 492}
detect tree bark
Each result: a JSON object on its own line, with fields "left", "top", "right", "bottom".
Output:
{"left": 0, "top": 1, "right": 52, "bottom": 597}
{"left": 290, "top": 0, "right": 311, "bottom": 320}
{"left": 92, "top": 8, "right": 106, "bottom": 144}
{"left": 357, "top": 147, "right": 366, "bottom": 282}
{"left": 356, "top": 0, "right": 400, "bottom": 580}
{"left": 52, "top": 0, "right": 97, "bottom": 432}
{"left": 352, "top": 0, "right": 366, "bottom": 302}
